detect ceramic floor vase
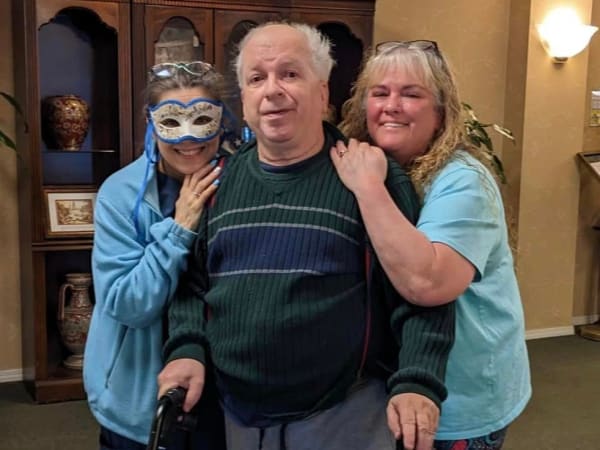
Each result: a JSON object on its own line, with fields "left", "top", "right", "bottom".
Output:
{"left": 57, "top": 272, "right": 93, "bottom": 370}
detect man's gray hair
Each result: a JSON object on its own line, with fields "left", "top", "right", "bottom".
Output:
{"left": 234, "top": 21, "right": 335, "bottom": 87}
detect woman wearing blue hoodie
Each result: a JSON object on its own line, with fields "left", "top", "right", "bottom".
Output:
{"left": 83, "top": 61, "right": 232, "bottom": 450}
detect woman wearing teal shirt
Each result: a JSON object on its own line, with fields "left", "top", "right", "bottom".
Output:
{"left": 332, "top": 40, "right": 531, "bottom": 449}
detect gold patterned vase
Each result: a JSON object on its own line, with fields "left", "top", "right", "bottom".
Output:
{"left": 42, "top": 95, "right": 90, "bottom": 151}
{"left": 57, "top": 272, "right": 93, "bottom": 370}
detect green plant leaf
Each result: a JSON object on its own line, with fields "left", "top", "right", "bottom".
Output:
{"left": 0, "top": 91, "right": 24, "bottom": 117}
{"left": 462, "top": 102, "right": 514, "bottom": 184}
{"left": 492, "top": 124, "right": 515, "bottom": 141}
{"left": 0, "top": 91, "right": 28, "bottom": 133}
{"left": 492, "top": 154, "right": 507, "bottom": 184}
{"left": 0, "top": 91, "right": 28, "bottom": 154}
{"left": 0, "top": 129, "right": 17, "bottom": 152}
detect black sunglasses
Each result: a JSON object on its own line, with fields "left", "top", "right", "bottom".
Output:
{"left": 148, "top": 61, "right": 215, "bottom": 81}
{"left": 375, "top": 40, "right": 440, "bottom": 56}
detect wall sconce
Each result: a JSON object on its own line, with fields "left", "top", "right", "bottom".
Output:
{"left": 537, "top": 7, "right": 598, "bottom": 63}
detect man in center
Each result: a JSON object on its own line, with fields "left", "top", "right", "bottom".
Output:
{"left": 158, "top": 22, "right": 455, "bottom": 450}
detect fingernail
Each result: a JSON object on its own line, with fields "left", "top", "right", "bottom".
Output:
{"left": 213, "top": 179, "right": 220, "bottom": 186}
{"left": 210, "top": 158, "right": 218, "bottom": 167}
{"left": 213, "top": 166, "right": 221, "bottom": 173}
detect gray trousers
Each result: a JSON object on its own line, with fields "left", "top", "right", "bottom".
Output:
{"left": 224, "top": 378, "right": 396, "bottom": 450}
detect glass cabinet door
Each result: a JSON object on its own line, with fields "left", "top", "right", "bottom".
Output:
{"left": 132, "top": 6, "right": 214, "bottom": 151}
{"left": 214, "top": 10, "right": 281, "bottom": 131}
{"left": 290, "top": 13, "right": 369, "bottom": 124}
{"left": 145, "top": 7, "right": 213, "bottom": 67}
{"left": 38, "top": 7, "right": 121, "bottom": 187}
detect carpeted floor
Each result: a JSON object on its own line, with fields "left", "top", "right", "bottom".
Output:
{"left": 0, "top": 335, "right": 598, "bottom": 449}
{"left": 502, "top": 334, "right": 600, "bottom": 450}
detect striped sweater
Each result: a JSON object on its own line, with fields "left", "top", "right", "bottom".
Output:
{"left": 165, "top": 122, "right": 455, "bottom": 426}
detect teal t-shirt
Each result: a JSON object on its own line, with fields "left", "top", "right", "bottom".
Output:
{"left": 418, "top": 151, "right": 531, "bottom": 439}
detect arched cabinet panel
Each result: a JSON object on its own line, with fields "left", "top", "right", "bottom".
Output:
{"left": 144, "top": 7, "right": 213, "bottom": 67}
{"left": 318, "top": 22, "right": 365, "bottom": 123}
{"left": 214, "top": 10, "right": 282, "bottom": 133}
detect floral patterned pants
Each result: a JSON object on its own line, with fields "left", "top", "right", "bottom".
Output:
{"left": 434, "top": 427, "right": 508, "bottom": 450}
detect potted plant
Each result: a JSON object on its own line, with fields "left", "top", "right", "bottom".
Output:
{"left": 0, "top": 90, "right": 27, "bottom": 154}
{"left": 462, "top": 102, "right": 514, "bottom": 184}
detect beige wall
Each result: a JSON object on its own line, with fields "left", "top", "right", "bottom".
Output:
{"left": 519, "top": 0, "right": 592, "bottom": 329}
{"left": 0, "top": 0, "right": 22, "bottom": 374}
{"left": 2, "top": 0, "right": 600, "bottom": 373}
{"left": 375, "top": 0, "right": 597, "bottom": 332}
{"left": 575, "top": 1, "right": 600, "bottom": 321}
{"left": 374, "top": 0, "right": 511, "bottom": 149}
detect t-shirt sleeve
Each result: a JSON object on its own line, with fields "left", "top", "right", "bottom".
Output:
{"left": 417, "top": 163, "right": 501, "bottom": 280}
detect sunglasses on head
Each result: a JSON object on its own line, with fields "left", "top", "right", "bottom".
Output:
{"left": 148, "top": 61, "right": 215, "bottom": 81}
{"left": 375, "top": 40, "right": 440, "bottom": 56}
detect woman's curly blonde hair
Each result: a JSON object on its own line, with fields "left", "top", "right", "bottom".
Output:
{"left": 339, "top": 43, "right": 484, "bottom": 197}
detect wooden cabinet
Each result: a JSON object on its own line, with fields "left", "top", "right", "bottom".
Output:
{"left": 12, "top": 0, "right": 133, "bottom": 403}
{"left": 12, "top": 0, "right": 374, "bottom": 403}
{"left": 131, "top": 0, "right": 375, "bottom": 149}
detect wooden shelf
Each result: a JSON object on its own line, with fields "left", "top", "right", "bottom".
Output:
{"left": 44, "top": 149, "right": 117, "bottom": 153}
{"left": 25, "top": 375, "right": 85, "bottom": 404}
{"left": 32, "top": 240, "right": 93, "bottom": 251}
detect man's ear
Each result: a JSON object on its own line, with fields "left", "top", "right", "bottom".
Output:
{"left": 320, "top": 81, "right": 329, "bottom": 115}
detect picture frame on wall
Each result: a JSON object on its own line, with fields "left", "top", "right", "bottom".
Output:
{"left": 44, "top": 186, "right": 97, "bottom": 238}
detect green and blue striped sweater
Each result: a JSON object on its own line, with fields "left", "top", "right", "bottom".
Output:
{"left": 165, "top": 123, "right": 455, "bottom": 426}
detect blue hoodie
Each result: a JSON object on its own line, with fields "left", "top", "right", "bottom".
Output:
{"left": 83, "top": 150, "right": 198, "bottom": 444}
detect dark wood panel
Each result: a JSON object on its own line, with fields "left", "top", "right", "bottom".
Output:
{"left": 14, "top": 0, "right": 131, "bottom": 403}
{"left": 32, "top": 377, "right": 86, "bottom": 403}
{"left": 133, "top": 0, "right": 374, "bottom": 14}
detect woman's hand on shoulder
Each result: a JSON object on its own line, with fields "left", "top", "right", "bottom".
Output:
{"left": 174, "top": 162, "right": 221, "bottom": 230}
{"left": 330, "top": 138, "right": 387, "bottom": 196}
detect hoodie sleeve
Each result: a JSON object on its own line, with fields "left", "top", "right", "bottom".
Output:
{"left": 92, "top": 186, "right": 196, "bottom": 329}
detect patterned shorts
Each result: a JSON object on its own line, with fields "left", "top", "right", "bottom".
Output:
{"left": 434, "top": 427, "right": 508, "bottom": 450}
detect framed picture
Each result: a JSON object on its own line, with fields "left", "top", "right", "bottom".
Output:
{"left": 44, "top": 187, "right": 97, "bottom": 238}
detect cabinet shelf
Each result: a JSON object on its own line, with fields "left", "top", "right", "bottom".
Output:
{"left": 32, "top": 240, "right": 93, "bottom": 251}
{"left": 44, "top": 148, "right": 117, "bottom": 153}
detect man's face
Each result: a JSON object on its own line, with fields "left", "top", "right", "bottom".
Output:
{"left": 239, "top": 25, "right": 328, "bottom": 154}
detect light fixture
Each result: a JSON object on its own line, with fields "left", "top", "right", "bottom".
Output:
{"left": 537, "top": 7, "right": 598, "bottom": 63}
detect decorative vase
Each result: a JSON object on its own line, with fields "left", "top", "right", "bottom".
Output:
{"left": 57, "top": 272, "right": 93, "bottom": 370}
{"left": 42, "top": 95, "right": 90, "bottom": 151}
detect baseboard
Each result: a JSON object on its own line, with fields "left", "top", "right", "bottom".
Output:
{"left": 525, "top": 325, "right": 574, "bottom": 340}
{"left": 524, "top": 315, "right": 600, "bottom": 340}
{"left": 0, "top": 320, "right": 595, "bottom": 380}
{"left": 0, "top": 368, "right": 23, "bottom": 383}
{"left": 572, "top": 314, "right": 599, "bottom": 326}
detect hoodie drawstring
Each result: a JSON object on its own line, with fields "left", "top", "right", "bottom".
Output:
{"left": 256, "top": 424, "right": 287, "bottom": 450}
